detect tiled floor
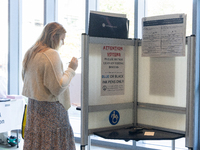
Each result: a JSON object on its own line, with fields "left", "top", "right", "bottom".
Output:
{"left": 0, "top": 139, "right": 116, "bottom": 150}
{"left": 0, "top": 106, "right": 119, "bottom": 150}
{"left": 0, "top": 106, "right": 188, "bottom": 150}
{"left": 0, "top": 134, "right": 188, "bottom": 150}
{"left": 0, "top": 132, "right": 116, "bottom": 150}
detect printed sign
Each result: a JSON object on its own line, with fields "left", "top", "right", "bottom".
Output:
{"left": 0, "top": 103, "right": 11, "bottom": 132}
{"left": 0, "top": 113, "right": 4, "bottom": 124}
{"left": 101, "top": 45, "right": 125, "bottom": 96}
{"left": 142, "top": 14, "right": 186, "bottom": 57}
{"left": 109, "top": 110, "right": 120, "bottom": 125}
{"left": 0, "top": 100, "right": 25, "bottom": 132}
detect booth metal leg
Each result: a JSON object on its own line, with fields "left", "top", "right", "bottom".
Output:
{"left": 87, "top": 136, "right": 91, "bottom": 150}
{"left": 171, "top": 140, "right": 175, "bottom": 150}
{"left": 132, "top": 140, "right": 136, "bottom": 149}
{"left": 17, "top": 130, "right": 19, "bottom": 148}
{"left": 80, "top": 136, "right": 91, "bottom": 150}
{"left": 80, "top": 145, "right": 87, "bottom": 150}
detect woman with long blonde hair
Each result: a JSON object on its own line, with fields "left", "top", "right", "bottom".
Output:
{"left": 22, "top": 22, "right": 78, "bottom": 150}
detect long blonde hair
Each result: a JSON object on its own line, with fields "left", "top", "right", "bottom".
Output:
{"left": 22, "top": 22, "right": 66, "bottom": 79}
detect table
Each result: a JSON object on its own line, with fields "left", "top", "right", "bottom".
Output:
{"left": 0, "top": 99, "right": 25, "bottom": 147}
{"left": 94, "top": 126, "right": 185, "bottom": 142}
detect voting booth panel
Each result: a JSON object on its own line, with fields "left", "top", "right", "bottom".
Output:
{"left": 88, "top": 44, "right": 134, "bottom": 105}
{"left": 138, "top": 46, "right": 187, "bottom": 107}
{"left": 137, "top": 108, "right": 186, "bottom": 131}
{"left": 86, "top": 38, "right": 135, "bottom": 132}
{"left": 137, "top": 45, "right": 188, "bottom": 132}
{"left": 89, "top": 109, "right": 133, "bottom": 130}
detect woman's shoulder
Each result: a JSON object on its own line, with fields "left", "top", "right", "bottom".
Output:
{"left": 42, "top": 48, "right": 61, "bottom": 63}
{"left": 43, "top": 49, "right": 60, "bottom": 58}
{"left": 44, "top": 48, "right": 59, "bottom": 55}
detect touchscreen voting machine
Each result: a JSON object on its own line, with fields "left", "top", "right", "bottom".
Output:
{"left": 88, "top": 11, "right": 129, "bottom": 39}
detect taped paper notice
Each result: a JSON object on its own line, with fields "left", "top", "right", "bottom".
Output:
{"left": 144, "top": 131, "right": 155, "bottom": 136}
{"left": 101, "top": 45, "right": 125, "bottom": 96}
{"left": 142, "top": 14, "right": 186, "bottom": 57}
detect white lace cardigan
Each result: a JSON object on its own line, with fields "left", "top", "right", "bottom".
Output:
{"left": 22, "top": 49, "right": 75, "bottom": 110}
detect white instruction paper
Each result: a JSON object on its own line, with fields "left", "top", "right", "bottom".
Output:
{"left": 101, "top": 45, "right": 125, "bottom": 96}
{"left": 142, "top": 14, "right": 186, "bottom": 57}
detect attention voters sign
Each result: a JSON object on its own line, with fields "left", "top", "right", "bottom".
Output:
{"left": 101, "top": 45, "right": 125, "bottom": 96}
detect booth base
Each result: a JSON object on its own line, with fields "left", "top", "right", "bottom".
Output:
{"left": 93, "top": 127, "right": 185, "bottom": 142}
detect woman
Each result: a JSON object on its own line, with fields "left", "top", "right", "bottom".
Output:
{"left": 22, "top": 22, "right": 78, "bottom": 150}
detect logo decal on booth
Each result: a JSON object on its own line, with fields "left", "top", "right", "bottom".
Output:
{"left": 109, "top": 110, "right": 120, "bottom": 125}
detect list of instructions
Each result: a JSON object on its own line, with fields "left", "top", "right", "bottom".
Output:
{"left": 142, "top": 14, "right": 186, "bottom": 57}
{"left": 101, "top": 45, "right": 125, "bottom": 96}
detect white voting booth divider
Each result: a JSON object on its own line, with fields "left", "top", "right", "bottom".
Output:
{"left": 80, "top": 34, "right": 195, "bottom": 150}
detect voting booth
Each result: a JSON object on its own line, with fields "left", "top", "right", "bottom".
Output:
{"left": 81, "top": 34, "right": 195, "bottom": 150}
{"left": 81, "top": 13, "right": 195, "bottom": 150}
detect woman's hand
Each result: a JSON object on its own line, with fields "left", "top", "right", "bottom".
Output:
{"left": 68, "top": 57, "right": 78, "bottom": 71}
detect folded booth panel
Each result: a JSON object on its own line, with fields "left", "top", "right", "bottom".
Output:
{"left": 138, "top": 46, "right": 188, "bottom": 107}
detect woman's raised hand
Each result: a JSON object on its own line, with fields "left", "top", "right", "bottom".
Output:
{"left": 68, "top": 57, "right": 78, "bottom": 71}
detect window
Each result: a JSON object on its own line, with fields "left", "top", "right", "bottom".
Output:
{"left": 57, "top": 0, "right": 85, "bottom": 74}
{"left": 57, "top": 0, "right": 85, "bottom": 138}
{"left": 146, "top": 0, "right": 193, "bottom": 36}
{"left": 0, "top": 0, "right": 8, "bottom": 97}
{"left": 22, "top": 0, "right": 44, "bottom": 60}
{"left": 20, "top": 0, "right": 44, "bottom": 95}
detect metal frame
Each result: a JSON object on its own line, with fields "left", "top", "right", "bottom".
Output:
{"left": 192, "top": 1, "right": 200, "bottom": 149}
{"left": 8, "top": 0, "right": 22, "bottom": 95}
{"left": 133, "top": 39, "right": 140, "bottom": 126}
{"left": 186, "top": 36, "right": 196, "bottom": 148}
{"left": 81, "top": 34, "right": 90, "bottom": 150}
{"left": 44, "top": 0, "right": 57, "bottom": 25}
{"left": 85, "top": 0, "right": 98, "bottom": 34}
{"left": 138, "top": 103, "right": 186, "bottom": 114}
{"left": 134, "top": 0, "right": 146, "bottom": 39}
{"left": 81, "top": 35, "right": 135, "bottom": 149}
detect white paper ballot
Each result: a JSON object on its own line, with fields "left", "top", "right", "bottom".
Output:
{"left": 142, "top": 14, "right": 186, "bottom": 57}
